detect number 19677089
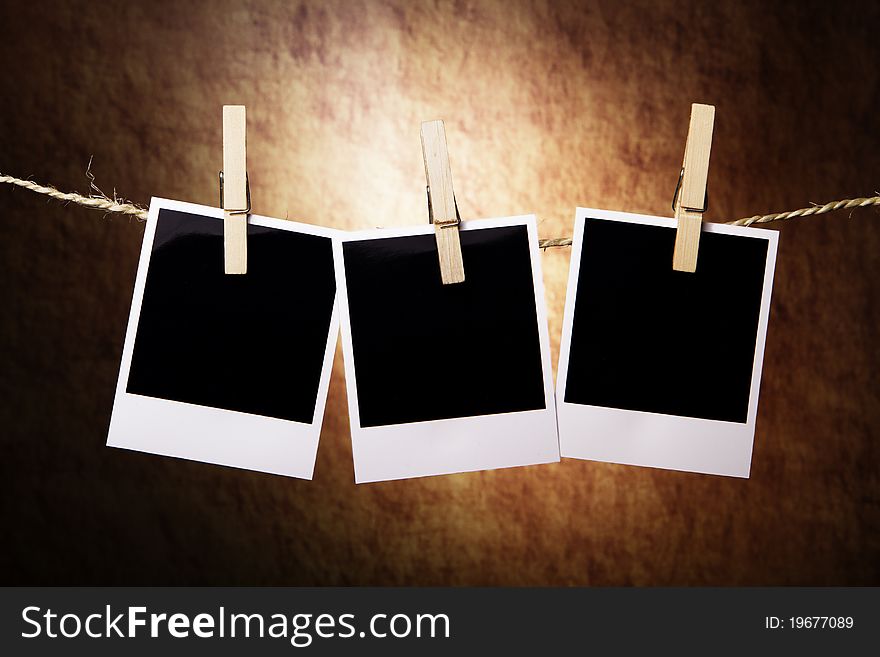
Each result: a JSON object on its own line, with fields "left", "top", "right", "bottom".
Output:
{"left": 765, "top": 616, "right": 854, "bottom": 629}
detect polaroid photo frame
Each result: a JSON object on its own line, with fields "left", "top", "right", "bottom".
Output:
{"left": 334, "top": 215, "right": 559, "bottom": 483}
{"left": 557, "top": 207, "right": 779, "bottom": 478}
{"left": 107, "top": 198, "right": 339, "bottom": 479}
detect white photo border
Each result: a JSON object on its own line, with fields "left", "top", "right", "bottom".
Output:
{"left": 556, "top": 207, "right": 779, "bottom": 478}
{"left": 106, "top": 197, "right": 340, "bottom": 479}
{"left": 334, "top": 215, "right": 560, "bottom": 483}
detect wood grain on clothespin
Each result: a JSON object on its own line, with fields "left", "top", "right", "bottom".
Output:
{"left": 672, "top": 103, "right": 715, "bottom": 273}
{"left": 222, "top": 105, "right": 248, "bottom": 274}
{"left": 420, "top": 120, "right": 465, "bottom": 284}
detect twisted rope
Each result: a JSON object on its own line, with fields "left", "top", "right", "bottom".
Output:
{"left": 0, "top": 174, "right": 148, "bottom": 220}
{"left": 538, "top": 195, "right": 880, "bottom": 248}
{"left": 725, "top": 196, "right": 880, "bottom": 227}
{"left": 1, "top": 173, "right": 877, "bottom": 247}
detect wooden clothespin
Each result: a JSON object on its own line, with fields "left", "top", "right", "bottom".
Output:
{"left": 420, "top": 120, "right": 465, "bottom": 284}
{"left": 672, "top": 103, "right": 715, "bottom": 273}
{"left": 220, "top": 105, "right": 249, "bottom": 274}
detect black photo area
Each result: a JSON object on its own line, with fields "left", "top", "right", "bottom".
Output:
{"left": 564, "top": 217, "right": 769, "bottom": 423}
{"left": 343, "top": 225, "right": 546, "bottom": 427}
{"left": 127, "top": 209, "right": 336, "bottom": 423}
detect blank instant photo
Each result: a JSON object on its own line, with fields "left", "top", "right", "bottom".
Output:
{"left": 334, "top": 216, "right": 559, "bottom": 483}
{"left": 556, "top": 208, "right": 778, "bottom": 478}
{"left": 107, "top": 198, "right": 338, "bottom": 479}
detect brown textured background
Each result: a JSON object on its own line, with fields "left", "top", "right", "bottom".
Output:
{"left": 1, "top": 0, "right": 878, "bottom": 585}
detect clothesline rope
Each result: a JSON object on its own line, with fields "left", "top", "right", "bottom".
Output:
{"left": 1, "top": 173, "right": 877, "bottom": 248}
